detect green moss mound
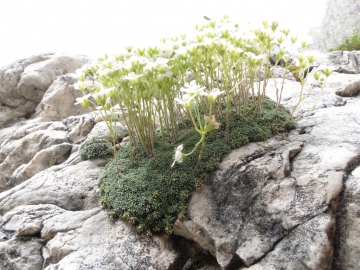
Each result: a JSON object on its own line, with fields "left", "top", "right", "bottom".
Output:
{"left": 80, "top": 138, "right": 113, "bottom": 160}
{"left": 99, "top": 98, "right": 296, "bottom": 234}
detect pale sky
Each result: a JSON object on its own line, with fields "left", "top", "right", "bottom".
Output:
{"left": 0, "top": 0, "right": 326, "bottom": 67}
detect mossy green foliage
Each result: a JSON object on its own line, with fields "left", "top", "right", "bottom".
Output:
{"left": 80, "top": 138, "right": 113, "bottom": 160}
{"left": 329, "top": 28, "right": 360, "bottom": 52}
{"left": 99, "top": 98, "right": 296, "bottom": 234}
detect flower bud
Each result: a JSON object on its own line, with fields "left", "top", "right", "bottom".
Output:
{"left": 313, "top": 71, "right": 320, "bottom": 81}
{"left": 271, "top": 21, "right": 279, "bottom": 32}
{"left": 80, "top": 98, "right": 89, "bottom": 107}
{"left": 281, "top": 29, "right": 290, "bottom": 37}
{"left": 324, "top": 67, "right": 332, "bottom": 77}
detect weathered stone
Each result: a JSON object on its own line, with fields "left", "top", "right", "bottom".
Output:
{"left": 3, "top": 204, "right": 65, "bottom": 237}
{"left": 246, "top": 213, "right": 335, "bottom": 270}
{"left": 1, "top": 52, "right": 360, "bottom": 269}
{"left": 33, "top": 74, "right": 90, "bottom": 121}
{"left": 0, "top": 159, "right": 106, "bottom": 213}
{"left": 0, "top": 53, "right": 90, "bottom": 126}
{"left": 0, "top": 129, "right": 69, "bottom": 191}
{"left": 315, "top": 51, "right": 360, "bottom": 74}
{"left": 12, "top": 143, "right": 73, "bottom": 181}
{"left": 1, "top": 201, "right": 179, "bottom": 270}
{"left": 309, "top": 0, "right": 360, "bottom": 52}
{"left": 332, "top": 166, "right": 360, "bottom": 270}
{"left": 173, "top": 138, "right": 338, "bottom": 268}
{"left": 325, "top": 72, "right": 360, "bottom": 97}
{"left": 62, "top": 113, "right": 97, "bottom": 143}
{"left": 0, "top": 238, "right": 43, "bottom": 270}
{"left": 174, "top": 67, "right": 360, "bottom": 268}
{"left": 42, "top": 210, "right": 177, "bottom": 270}
{"left": 87, "top": 121, "right": 128, "bottom": 143}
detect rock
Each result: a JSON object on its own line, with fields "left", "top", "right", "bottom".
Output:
{"left": 33, "top": 74, "right": 90, "bottom": 121}
{"left": 0, "top": 238, "right": 43, "bottom": 270}
{"left": 332, "top": 166, "right": 360, "bottom": 269}
{"left": 1, "top": 52, "right": 360, "bottom": 269}
{"left": 246, "top": 213, "right": 335, "bottom": 270}
{"left": 0, "top": 112, "right": 98, "bottom": 191}
{"left": 62, "top": 113, "right": 97, "bottom": 143}
{"left": 315, "top": 51, "right": 360, "bottom": 74}
{"left": 325, "top": 72, "right": 360, "bottom": 97}
{"left": 42, "top": 210, "right": 177, "bottom": 270}
{"left": 309, "top": 0, "right": 360, "bottom": 52}
{"left": 0, "top": 159, "right": 106, "bottom": 213}
{"left": 0, "top": 128, "right": 69, "bottom": 191}
{"left": 3, "top": 204, "right": 65, "bottom": 237}
{"left": 0, "top": 53, "right": 91, "bottom": 126}
{"left": 174, "top": 67, "right": 360, "bottom": 268}
{"left": 87, "top": 121, "right": 128, "bottom": 143}
{"left": 173, "top": 138, "right": 338, "bottom": 268}
{"left": 12, "top": 142, "right": 73, "bottom": 182}
{"left": 0, "top": 195, "right": 178, "bottom": 270}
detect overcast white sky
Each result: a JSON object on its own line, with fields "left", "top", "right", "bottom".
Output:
{"left": 0, "top": 0, "right": 326, "bottom": 67}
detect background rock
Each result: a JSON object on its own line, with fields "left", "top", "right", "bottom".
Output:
{"left": 309, "top": 0, "right": 360, "bottom": 52}
{"left": 315, "top": 51, "right": 360, "bottom": 74}
{"left": 0, "top": 53, "right": 91, "bottom": 126}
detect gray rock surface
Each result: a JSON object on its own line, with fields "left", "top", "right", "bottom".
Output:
{"left": 332, "top": 166, "right": 360, "bottom": 270}
{"left": 0, "top": 113, "right": 100, "bottom": 192}
{"left": 0, "top": 53, "right": 90, "bottom": 126}
{"left": 174, "top": 55, "right": 360, "bottom": 268}
{"left": 309, "top": 0, "right": 360, "bottom": 52}
{"left": 33, "top": 74, "right": 90, "bottom": 122}
{"left": 315, "top": 51, "right": 360, "bottom": 74}
{"left": 1, "top": 52, "right": 360, "bottom": 269}
{"left": 87, "top": 121, "right": 128, "bottom": 143}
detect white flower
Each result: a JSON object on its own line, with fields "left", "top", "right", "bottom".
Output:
{"left": 175, "top": 94, "right": 194, "bottom": 109}
{"left": 171, "top": 145, "right": 184, "bottom": 167}
{"left": 98, "top": 68, "right": 115, "bottom": 77}
{"left": 75, "top": 68, "right": 86, "bottom": 82}
{"left": 75, "top": 93, "right": 92, "bottom": 106}
{"left": 143, "top": 61, "right": 157, "bottom": 73}
{"left": 186, "top": 71, "right": 195, "bottom": 82}
{"left": 158, "top": 46, "right": 174, "bottom": 58}
{"left": 180, "top": 81, "right": 206, "bottom": 97}
{"left": 121, "top": 72, "right": 143, "bottom": 83}
{"left": 201, "top": 88, "right": 225, "bottom": 103}
{"left": 74, "top": 81, "right": 85, "bottom": 91}
{"left": 175, "top": 46, "right": 188, "bottom": 59}
{"left": 155, "top": 57, "right": 170, "bottom": 66}
{"left": 157, "top": 70, "right": 173, "bottom": 81}
{"left": 245, "top": 52, "right": 267, "bottom": 67}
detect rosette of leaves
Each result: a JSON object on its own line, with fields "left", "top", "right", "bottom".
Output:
{"left": 80, "top": 138, "right": 113, "bottom": 160}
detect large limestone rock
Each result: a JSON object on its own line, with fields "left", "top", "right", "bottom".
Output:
{"left": 33, "top": 74, "right": 91, "bottom": 121}
{"left": 174, "top": 56, "right": 360, "bottom": 268}
{"left": 0, "top": 160, "right": 179, "bottom": 269}
{"left": 332, "top": 166, "right": 360, "bottom": 269}
{"left": 0, "top": 53, "right": 90, "bottom": 126}
{"left": 1, "top": 52, "right": 360, "bottom": 269}
{"left": 0, "top": 113, "right": 99, "bottom": 192}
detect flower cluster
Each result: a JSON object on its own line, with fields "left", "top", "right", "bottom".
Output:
{"left": 74, "top": 16, "right": 330, "bottom": 167}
